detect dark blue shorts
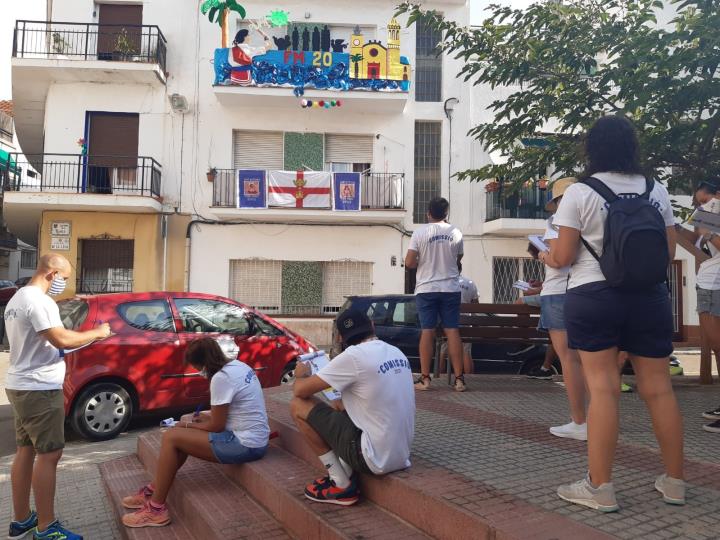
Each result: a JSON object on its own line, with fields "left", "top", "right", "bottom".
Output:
{"left": 208, "top": 430, "right": 267, "bottom": 465}
{"left": 564, "top": 282, "right": 673, "bottom": 358}
{"left": 416, "top": 292, "right": 461, "bottom": 330}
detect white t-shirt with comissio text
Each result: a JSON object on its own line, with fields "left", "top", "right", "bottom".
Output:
{"left": 5, "top": 286, "right": 65, "bottom": 391}
{"left": 409, "top": 222, "right": 464, "bottom": 294}
{"left": 317, "top": 340, "right": 415, "bottom": 475}
{"left": 210, "top": 360, "right": 270, "bottom": 448}
{"left": 541, "top": 215, "right": 570, "bottom": 296}
{"left": 553, "top": 172, "right": 675, "bottom": 289}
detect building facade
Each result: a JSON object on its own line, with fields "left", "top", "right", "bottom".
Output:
{"left": 5, "top": 0, "right": 700, "bottom": 343}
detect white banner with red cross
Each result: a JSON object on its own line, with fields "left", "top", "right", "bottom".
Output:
{"left": 268, "top": 170, "right": 332, "bottom": 208}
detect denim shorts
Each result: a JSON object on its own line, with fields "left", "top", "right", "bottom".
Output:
{"left": 697, "top": 287, "right": 720, "bottom": 317}
{"left": 564, "top": 281, "right": 673, "bottom": 358}
{"left": 539, "top": 294, "right": 566, "bottom": 331}
{"left": 208, "top": 430, "right": 267, "bottom": 465}
{"left": 416, "top": 292, "right": 461, "bottom": 330}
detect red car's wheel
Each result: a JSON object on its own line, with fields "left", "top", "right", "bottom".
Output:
{"left": 70, "top": 382, "right": 133, "bottom": 441}
{"left": 280, "top": 361, "right": 296, "bottom": 385}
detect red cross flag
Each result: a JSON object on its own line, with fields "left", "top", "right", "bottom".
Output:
{"left": 268, "top": 170, "right": 332, "bottom": 208}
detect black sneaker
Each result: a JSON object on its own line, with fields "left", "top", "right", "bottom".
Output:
{"left": 703, "top": 420, "right": 720, "bottom": 433}
{"left": 526, "top": 366, "right": 553, "bottom": 380}
{"left": 702, "top": 406, "right": 720, "bottom": 421}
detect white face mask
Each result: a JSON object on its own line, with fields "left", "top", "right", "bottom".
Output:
{"left": 48, "top": 275, "right": 67, "bottom": 296}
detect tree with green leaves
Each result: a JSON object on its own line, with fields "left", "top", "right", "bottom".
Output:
{"left": 397, "top": 0, "right": 720, "bottom": 205}
{"left": 201, "top": 0, "right": 247, "bottom": 48}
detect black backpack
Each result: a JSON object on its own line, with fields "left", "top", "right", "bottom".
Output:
{"left": 580, "top": 176, "right": 669, "bottom": 290}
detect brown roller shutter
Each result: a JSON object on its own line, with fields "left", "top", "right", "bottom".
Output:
{"left": 88, "top": 113, "right": 139, "bottom": 168}
{"left": 98, "top": 4, "right": 143, "bottom": 60}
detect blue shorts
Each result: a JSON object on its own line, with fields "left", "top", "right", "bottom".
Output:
{"left": 564, "top": 282, "right": 673, "bottom": 358}
{"left": 416, "top": 292, "right": 461, "bottom": 330}
{"left": 539, "top": 294, "right": 566, "bottom": 331}
{"left": 208, "top": 430, "right": 267, "bottom": 465}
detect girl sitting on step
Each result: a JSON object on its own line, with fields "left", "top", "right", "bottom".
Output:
{"left": 121, "top": 337, "right": 270, "bottom": 528}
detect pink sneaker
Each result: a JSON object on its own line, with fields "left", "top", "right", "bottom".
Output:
{"left": 122, "top": 484, "right": 153, "bottom": 509}
{"left": 122, "top": 501, "right": 171, "bottom": 528}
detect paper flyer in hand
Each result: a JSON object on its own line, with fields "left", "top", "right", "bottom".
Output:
{"left": 528, "top": 234, "right": 550, "bottom": 252}
{"left": 512, "top": 280, "right": 531, "bottom": 291}
{"left": 298, "top": 351, "right": 342, "bottom": 401}
{"left": 689, "top": 209, "right": 720, "bottom": 234}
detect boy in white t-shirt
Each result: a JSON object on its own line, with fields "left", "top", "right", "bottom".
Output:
{"left": 404, "top": 197, "right": 466, "bottom": 392}
{"left": 291, "top": 310, "right": 415, "bottom": 506}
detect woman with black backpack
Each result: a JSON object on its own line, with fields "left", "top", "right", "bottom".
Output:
{"left": 540, "top": 115, "right": 685, "bottom": 512}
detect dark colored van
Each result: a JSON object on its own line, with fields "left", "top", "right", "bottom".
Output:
{"left": 332, "top": 295, "right": 554, "bottom": 374}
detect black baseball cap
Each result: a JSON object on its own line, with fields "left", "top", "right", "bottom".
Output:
{"left": 335, "top": 310, "right": 373, "bottom": 342}
{"left": 697, "top": 181, "right": 719, "bottom": 193}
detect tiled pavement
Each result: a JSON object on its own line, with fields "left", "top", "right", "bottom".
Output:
{"left": 1, "top": 373, "right": 719, "bottom": 539}
{"left": 397, "top": 376, "right": 720, "bottom": 540}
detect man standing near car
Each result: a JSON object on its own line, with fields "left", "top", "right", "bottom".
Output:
{"left": 5, "top": 254, "right": 110, "bottom": 540}
{"left": 405, "top": 197, "right": 466, "bottom": 392}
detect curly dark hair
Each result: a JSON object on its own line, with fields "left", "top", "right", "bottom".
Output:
{"left": 583, "top": 115, "right": 644, "bottom": 178}
{"left": 184, "top": 338, "right": 229, "bottom": 380}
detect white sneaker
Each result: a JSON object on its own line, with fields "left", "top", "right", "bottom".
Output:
{"left": 550, "top": 421, "right": 587, "bottom": 441}
{"left": 557, "top": 475, "right": 619, "bottom": 513}
{"left": 655, "top": 474, "right": 686, "bottom": 505}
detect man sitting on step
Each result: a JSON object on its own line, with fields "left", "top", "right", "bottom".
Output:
{"left": 291, "top": 310, "right": 415, "bottom": 506}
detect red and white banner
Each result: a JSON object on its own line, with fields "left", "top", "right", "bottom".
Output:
{"left": 268, "top": 170, "right": 332, "bottom": 208}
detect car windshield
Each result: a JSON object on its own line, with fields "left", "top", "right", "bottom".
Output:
{"left": 174, "top": 298, "right": 251, "bottom": 335}
{"left": 58, "top": 299, "right": 90, "bottom": 330}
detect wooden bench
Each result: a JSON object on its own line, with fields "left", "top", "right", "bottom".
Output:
{"left": 433, "top": 302, "right": 550, "bottom": 381}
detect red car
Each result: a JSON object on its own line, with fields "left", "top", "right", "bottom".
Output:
{"left": 0, "top": 279, "right": 19, "bottom": 304}
{"left": 58, "top": 292, "right": 314, "bottom": 441}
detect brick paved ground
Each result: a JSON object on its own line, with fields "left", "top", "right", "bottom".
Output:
{"left": 393, "top": 376, "right": 720, "bottom": 539}
{"left": 2, "top": 351, "right": 720, "bottom": 539}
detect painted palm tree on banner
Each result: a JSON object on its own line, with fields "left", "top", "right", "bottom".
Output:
{"left": 201, "top": 0, "right": 247, "bottom": 48}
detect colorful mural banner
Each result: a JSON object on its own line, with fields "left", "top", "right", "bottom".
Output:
{"left": 333, "top": 173, "right": 361, "bottom": 211}
{"left": 268, "top": 170, "right": 332, "bottom": 208}
{"left": 237, "top": 169, "right": 267, "bottom": 209}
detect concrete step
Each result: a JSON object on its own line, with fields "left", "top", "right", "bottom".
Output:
{"left": 138, "top": 431, "right": 431, "bottom": 540}
{"left": 100, "top": 455, "right": 195, "bottom": 540}
{"left": 263, "top": 388, "right": 612, "bottom": 540}
{"left": 103, "top": 441, "right": 292, "bottom": 540}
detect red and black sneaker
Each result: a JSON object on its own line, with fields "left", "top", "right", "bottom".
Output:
{"left": 304, "top": 475, "right": 359, "bottom": 506}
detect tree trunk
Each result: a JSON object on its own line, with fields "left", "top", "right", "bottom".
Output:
{"left": 221, "top": 9, "right": 229, "bottom": 48}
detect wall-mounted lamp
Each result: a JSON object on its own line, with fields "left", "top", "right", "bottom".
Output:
{"left": 169, "top": 93, "right": 190, "bottom": 114}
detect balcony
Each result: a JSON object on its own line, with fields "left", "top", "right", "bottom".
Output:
{"left": 11, "top": 20, "right": 167, "bottom": 156}
{"left": 1, "top": 153, "right": 163, "bottom": 243}
{"left": 483, "top": 181, "right": 549, "bottom": 236}
{"left": 210, "top": 170, "right": 406, "bottom": 224}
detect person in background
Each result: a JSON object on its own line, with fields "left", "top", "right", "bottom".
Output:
{"left": 544, "top": 115, "right": 684, "bottom": 512}
{"left": 538, "top": 178, "right": 588, "bottom": 441}
{"left": 689, "top": 181, "right": 720, "bottom": 432}
{"left": 5, "top": 254, "right": 111, "bottom": 540}
{"left": 439, "top": 262, "right": 479, "bottom": 375}
{"left": 121, "top": 338, "right": 269, "bottom": 528}
{"left": 405, "top": 197, "right": 466, "bottom": 392}
{"left": 290, "top": 311, "right": 414, "bottom": 506}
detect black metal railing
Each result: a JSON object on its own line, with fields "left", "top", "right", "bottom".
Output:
{"left": 13, "top": 20, "right": 167, "bottom": 73}
{"left": 485, "top": 181, "right": 548, "bottom": 221}
{"left": 212, "top": 170, "right": 405, "bottom": 210}
{"left": 1, "top": 153, "right": 162, "bottom": 198}
{"left": 77, "top": 275, "right": 133, "bottom": 294}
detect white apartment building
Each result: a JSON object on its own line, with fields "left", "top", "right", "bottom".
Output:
{"left": 5, "top": 0, "right": 700, "bottom": 343}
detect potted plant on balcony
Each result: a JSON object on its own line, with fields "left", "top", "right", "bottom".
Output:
{"left": 206, "top": 167, "right": 217, "bottom": 182}
{"left": 114, "top": 28, "right": 138, "bottom": 61}
{"left": 51, "top": 32, "right": 70, "bottom": 59}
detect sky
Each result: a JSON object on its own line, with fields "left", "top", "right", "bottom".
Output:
{"left": 0, "top": 0, "right": 533, "bottom": 100}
